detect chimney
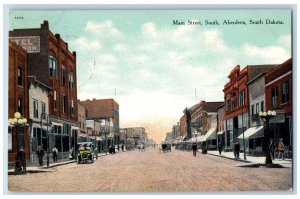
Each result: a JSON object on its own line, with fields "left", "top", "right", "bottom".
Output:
{"left": 41, "top": 20, "right": 49, "bottom": 30}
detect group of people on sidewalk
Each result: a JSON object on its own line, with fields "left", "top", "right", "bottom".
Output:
{"left": 269, "top": 138, "right": 285, "bottom": 160}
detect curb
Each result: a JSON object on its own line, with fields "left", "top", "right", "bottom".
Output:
{"left": 207, "top": 152, "right": 251, "bottom": 163}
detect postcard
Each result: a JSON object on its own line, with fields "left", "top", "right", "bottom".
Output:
{"left": 5, "top": 6, "right": 294, "bottom": 194}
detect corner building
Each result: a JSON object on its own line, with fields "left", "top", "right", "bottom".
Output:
{"left": 10, "top": 21, "right": 78, "bottom": 157}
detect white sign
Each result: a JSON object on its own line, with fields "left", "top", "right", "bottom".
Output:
{"left": 10, "top": 36, "right": 40, "bottom": 53}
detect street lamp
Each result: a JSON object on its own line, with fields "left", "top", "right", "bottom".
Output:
{"left": 259, "top": 110, "right": 276, "bottom": 164}
{"left": 8, "top": 112, "right": 28, "bottom": 149}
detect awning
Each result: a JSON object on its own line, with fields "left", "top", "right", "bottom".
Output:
{"left": 51, "top": 121, "right": 63, "bottom": 127}
{"left": 196, "top": 135, "right": 204, "bottom": 142}
{"left": 200, "top": 127, "right": 217, "bottom": 141}
{"left": 71, "top": 126, "right": 80, "bottom": 131}
{"left": 187, "top": 137, "right": 197, "bottom": 143}
{"left": 217, "top": 131, "right": 224, "bottom": 135}
{"left": 238, "top": 126, "right": 264, "bottom": 139}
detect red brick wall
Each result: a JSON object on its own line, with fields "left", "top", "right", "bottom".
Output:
{"left": 265, "top": 59, "right": 292, "bottom": 116}
{"left": 8, "top": 41, "right": 30, "bottom": 162}
{"left": 180, "top": 115, "right": 186, "bottom": 137}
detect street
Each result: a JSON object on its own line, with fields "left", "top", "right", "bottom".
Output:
{"left": 8, "top": 147, "right": 292, "bottom": 192}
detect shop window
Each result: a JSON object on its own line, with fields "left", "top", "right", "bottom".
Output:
{"left": 260, "top": 101, "right": 264, "bottom": 112}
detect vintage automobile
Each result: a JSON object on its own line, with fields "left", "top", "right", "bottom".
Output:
{"left": 76, "top": 142, "right": 97, "bottom": 164}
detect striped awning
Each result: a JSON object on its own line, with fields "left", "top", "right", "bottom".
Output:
{"left": 200, "top": 127, "right": 217, "bottom": 141}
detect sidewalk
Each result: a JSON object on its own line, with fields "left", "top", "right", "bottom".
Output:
{"left": 8, "top": 150, "right": 126, "bottom": 175}
{"left": 207, "top": 150, "right": 292, "bottom": 168}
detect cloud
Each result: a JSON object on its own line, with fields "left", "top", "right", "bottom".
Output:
{"left": 84, "top": 20, "right": 124, "bottom": 40}
{"left": 113, "top": 43, "right": 128, "bottom": 52}
{"left": 72, "top": 37, "right": 101, "bottom": 50}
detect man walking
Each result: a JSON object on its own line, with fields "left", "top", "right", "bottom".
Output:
{"left": 192, "top": 142, "right": 197, "bottom": 157}
{"left": 36, "top": 146, "right": 45, "bottom": 166}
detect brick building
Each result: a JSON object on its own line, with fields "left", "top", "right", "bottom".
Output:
{"left": 265, "top": 58, "right": 292, "bottom": 149}
{"left": 223, "top": 64, "right": 275, "bottom": 150}
{"left": 10, "top": 21, "right": 78, "bottom": 157}
{"left": 80, "top": 98, "right": 120, "bottom": 151}
{"left": 8, "top": 41, "right": 29, "bottom": 162}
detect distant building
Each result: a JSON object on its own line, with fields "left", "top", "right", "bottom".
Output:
{"left": 80, "top": 98, "right": 119, "bottom": 150}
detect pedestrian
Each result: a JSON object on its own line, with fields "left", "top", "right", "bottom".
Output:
{"left": 15, "top": 147, "right": 23, "bottom": 174}
{"left": 218, "top": 142, "right": 223, "bottom": 155}
{"left": 269, "top": 139, "right": 275, "bottom": 160}
{"left": 235, "top": 140, "right": 240, "bottom": 159}
{"left": 192, "top": 142, "right": 197, "bottom": 157}
{"left": 233, "top": 141, "right": 237, "bottom": 158}
{"left": 277, "top": 138, "right": 285, "bottom": 160}
{"left": 52, "top": 145, "right": 58, "bottom": 162}
{"left": 36, "top": 145, "right": 45, "bottom": 166}
{"left": 121, "top": 144, "right": 124, "bottom": 151}
{"left": 117, "top": 145, "right": 120, "bottom": 152}
{"left": 19, "top": 147, "right": 26, "bottom": 172}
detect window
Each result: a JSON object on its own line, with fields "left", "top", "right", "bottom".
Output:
{"left": 70, "top": 99, "right": 74, "bottom": 116}
{"left": 271, "top": 87, "right": 278, "bottom": 107}
{"left": 49, "top": 56, "right": 57, "bottom": 78}
{"left": 62, "top": 94, "right": 67, "bottom": 114}
{"left": 256, "top": 103, "right": 259, "bottom": 114}
{"left": 61, "top": 65, "right": 66, "bottom": 85}
{"left": 282, "top": 81, "right": 289, "bottom": 104}
{"left": 239, "top": 90, "right": 245, "bottom": 106}
{"left": 54, "top": 91, "right": 57, "bottom": 110}
{"left": 69, "top": 71, "right": 74, "bottom": 89}
{"left": 260, "top": 101, "right": 264, "bottom": 112}
{"left": 226, "top": 98, "right": 230, "bottom": 112}
{"left": 41, "top": 102, "right": 46, "bottom": 119}
{"left": 18, "top": 66, "right": 23, "bottom": 86}
{"left": 33, "top": 99, "right": 38, "bottom": 118}
{"left": 18, "top": 98, "right": 23, "bottom": 115}
{"left": 231, "top": 97, "right": 237, "bottom": 110}
{"left": 251, "top": 104, "right": 254, "bottom": 116}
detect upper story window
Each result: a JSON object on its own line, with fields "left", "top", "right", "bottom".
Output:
{"left": 226, "top": 98, "right": 230, "bottom": 112}
{"left": 256, "top": 102, "right": 259, "bottom": 114}
{"left": 33, "top": 99, "right": 39, "bottom": 118}
{"left": 53, "top": 91, "right": 57, "bottom": 110}
{"left": 282, "top": 81, "right": 289, "bottom": 104}
{"left": 18, "top": 98, "right": 23, "bottom": 115}
{"left": 18, "top": 66, "right": 23, "bottom": 86}
{"left": 231, "top": 97, "right": 237, "bottom": 110}
{"left": 62, "top": 94, "right": 67, "bottom": 114}
{"left": 49, "top": 56, "right": 57, "bottom": 78}
{"left": 271, "top": 86, "right": 278, "bottom": 107}
{"left": 239, "top": 90, "right": 245, "bottom": 106}
{"left": 41, "top": 102, "right": 46, "bottom": 119}
{"left": 260, "top": 101, "right": 264, "bottom": 112}
{"left": 70, "top": 99, "right": 74, "bottom": 116}
{"left": 69, "top": 71, "right": 74, "bottom": 89}
{"left": 61, "top": 65, "right": 66, "bottom": 85}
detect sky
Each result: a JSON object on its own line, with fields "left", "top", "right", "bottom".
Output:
{"left": 8, "top": 9, "right": 292, "bottom": 143}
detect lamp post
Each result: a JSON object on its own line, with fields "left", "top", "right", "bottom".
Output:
{"left": 41, "top": 112, "right": 51, "bottom": 167}
{"left": 8, "top": 112, "right": 28, "bottom": 149}
{"left": 259, "top": 110, "right": 276, "bottom": 164}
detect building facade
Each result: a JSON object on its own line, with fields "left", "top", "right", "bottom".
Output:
{"left": 8, "top": 41, "right": 29, "bottom": 162}
{"left": 77, "top": 101, "right": 88, "bottom": 142}
{"left": 265, "top": 58, "right": 292, "bottom": 150}
{"left": 28, "top": 76, "right": 52, "bottom": 162}
{"left": 10, "top": 21, "right": 79, "bottom": 158}
{"left": 223, "top": 64, "right": 274, "bottom": 150}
